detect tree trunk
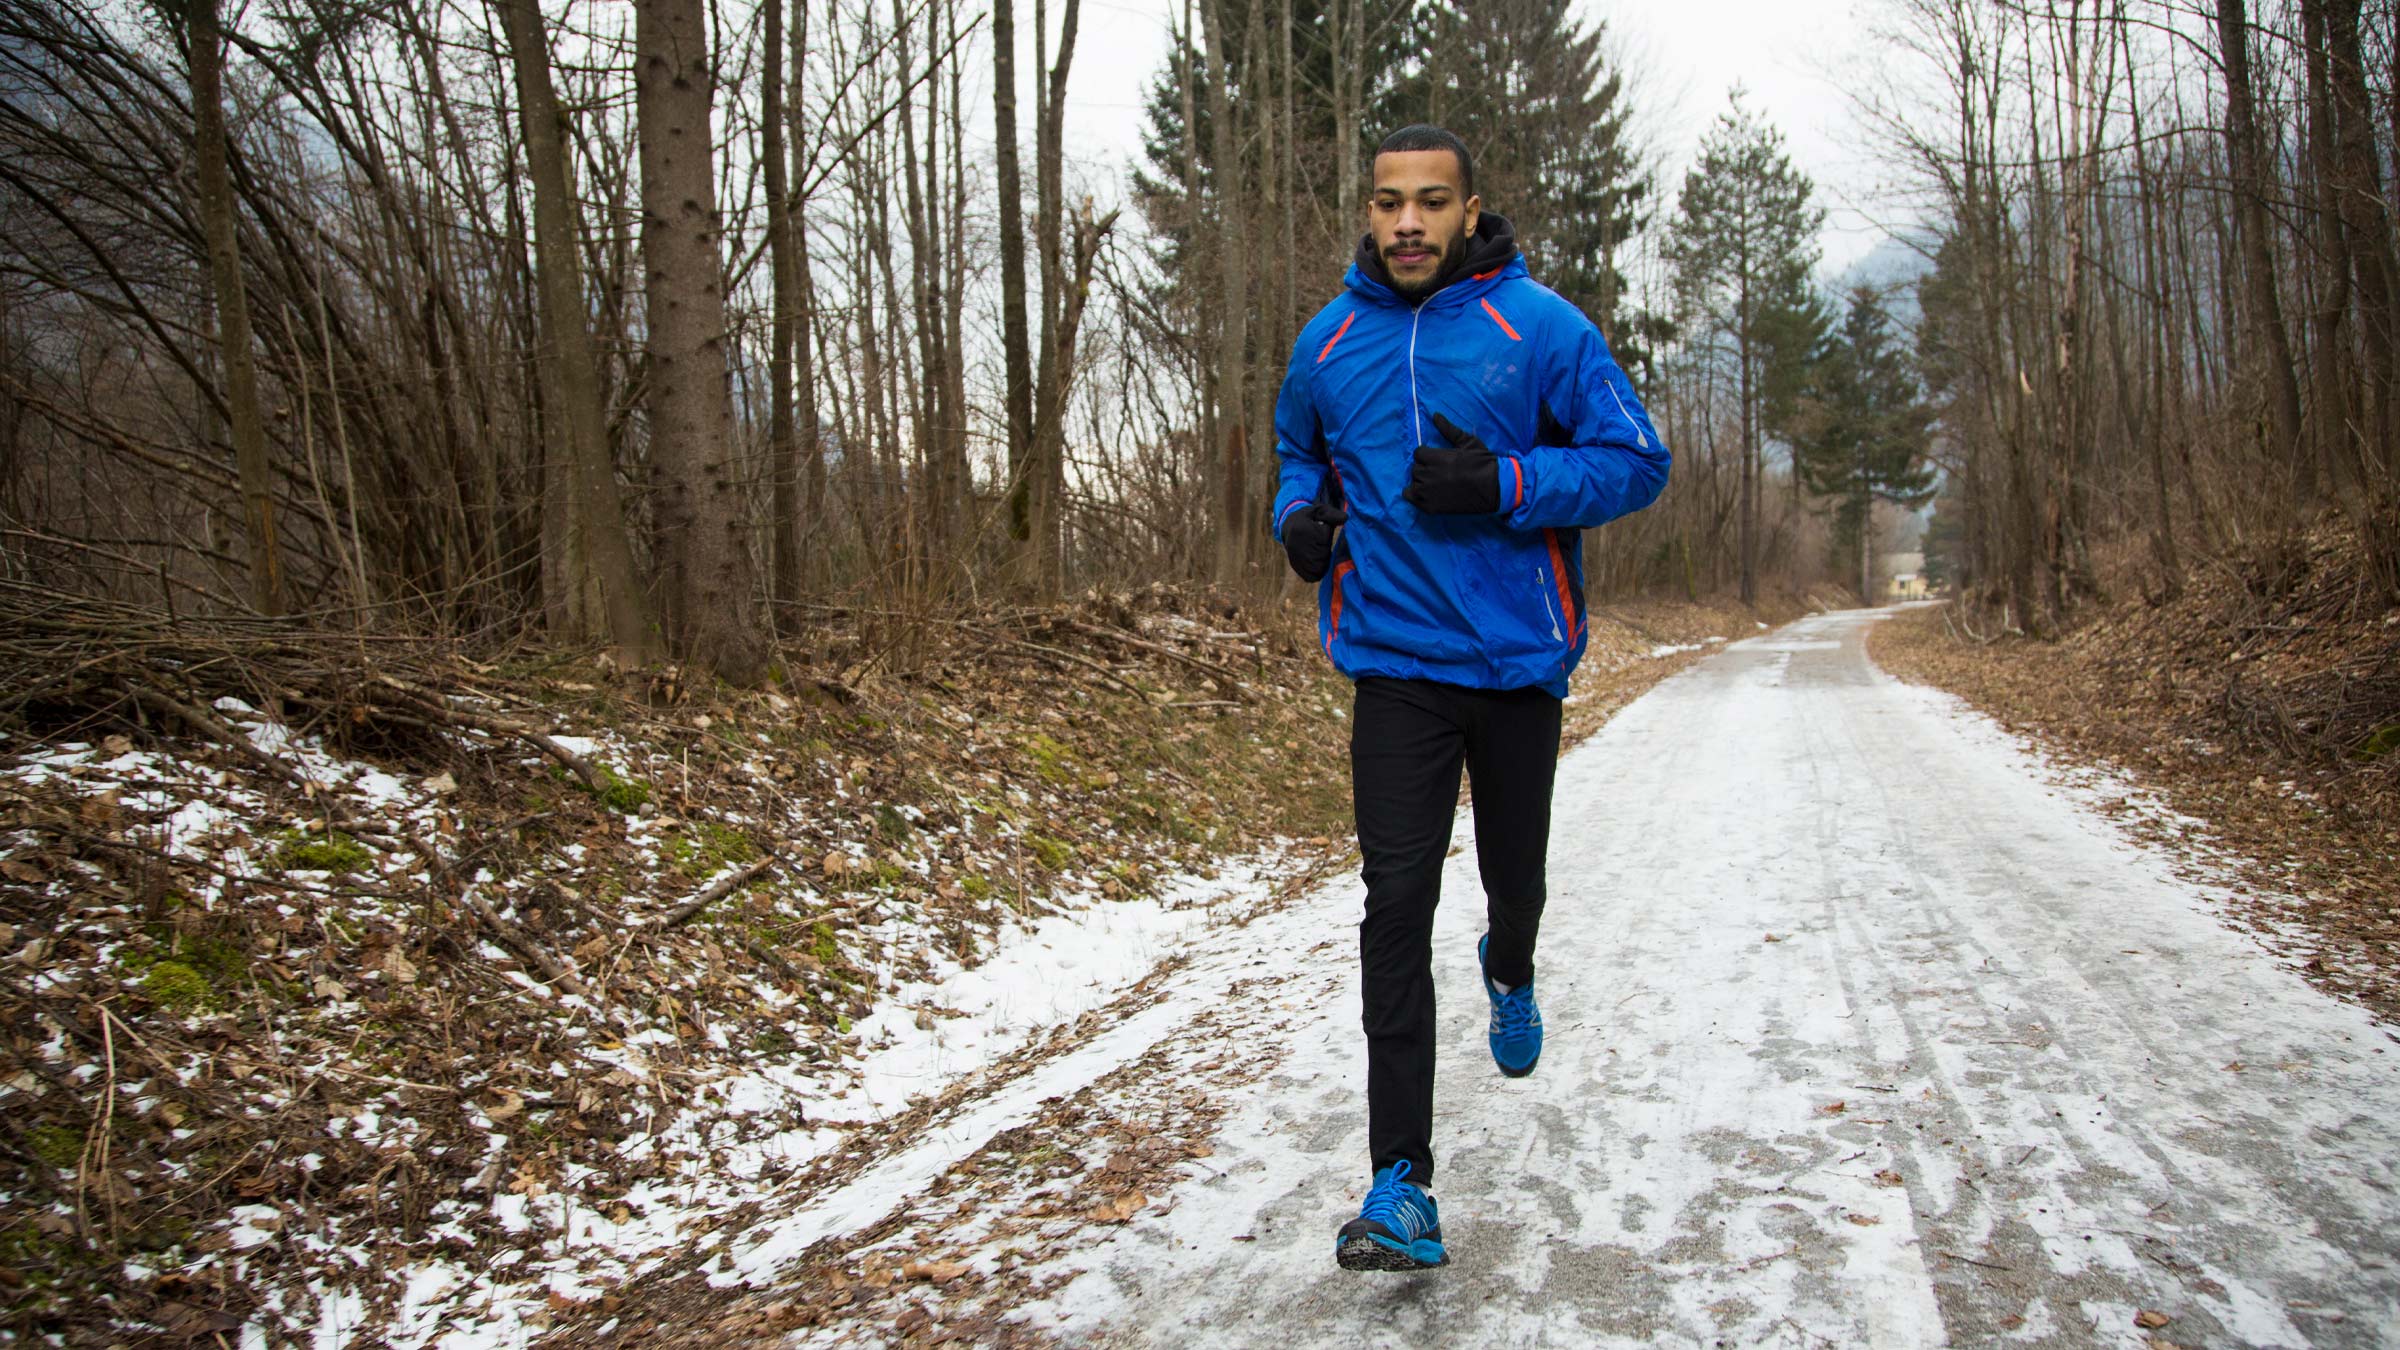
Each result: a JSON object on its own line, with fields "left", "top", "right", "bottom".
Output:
{"left": 2301, "top": 0, "right": 2363, "bottom": 503}
{"left": 994, "top": 0, "right": 1038, "bottom": 575}
{"left": 187, "top": 0, "right": 283, "bottom": 616}
{"left": 1737, "top": 275, "right": 1757, "bottom": 607}
{"left": 765, "top": 0, "right": 802, "bottom": 613}
{"left": 1201, "top": 0, "right": 1249, "bottom": 586}
{"left": 2216, "top": 0, "right": 2309, "bottom": 500}
{"left": 502, "top": 0, "right": 659, "bottom": 662}
{"left": 1029, "top": 0, "right": 1086, "bottom": 594}
{"left": 791, "top": 0, "right": 825, "bottom": 584}
{"left": 636, "top": 0, "right": 767, "bottom": 682}
{"left": 2320, "top": 0, "right": 2399, "bottom": 574}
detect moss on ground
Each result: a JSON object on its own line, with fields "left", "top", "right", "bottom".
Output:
{"left": 27, "top": 1123, "right": 82, "bottom": 1170}
{"left": 139, "top": 960, "right": 218, "bottom": 1014}
{"left": 1025, "top": 835, "right": 1073, "bottom": 870}
{"left": 591, "top": 767, "right": 651, "bottom": 813}
{"left": 670, "top": 820, "right": 759, "bottom": 879}
{"left": 274, "top": 830, "right": 373, "bottom": 873}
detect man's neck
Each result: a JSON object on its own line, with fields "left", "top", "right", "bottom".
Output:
{"left": 1356, "top": 213, "right": 1515, "bottom": 303}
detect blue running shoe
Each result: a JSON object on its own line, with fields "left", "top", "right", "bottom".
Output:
{"left": 1479, "top": 934, "right": 1542, "bottom": 1077}
{"left": 1334, "top": 1161, "right": 1448, "bottom": 1271}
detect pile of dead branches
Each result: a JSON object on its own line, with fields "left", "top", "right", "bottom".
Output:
{"left": 0, "top": 579, "right": 622, "bottom": 798}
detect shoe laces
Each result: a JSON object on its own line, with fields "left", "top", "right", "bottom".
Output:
{"left": 1360, "top": 1161, "right": 1425, "bottom": 1230}
{"left": 1492, "top": 984, "right": 1538, "bottom": 1037}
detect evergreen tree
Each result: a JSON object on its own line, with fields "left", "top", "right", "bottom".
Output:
{"left": 1663, "top": 92, "right": 1823, "bottom": 605}
{"left": 1794, "top": 285, "right": 1938, "bottom": 599}
{"left": 1133, "top": 0, "right": 1651, "bottom": 346}
{"left": 1399, "top": 0, "right": 1650, "bottom": 345}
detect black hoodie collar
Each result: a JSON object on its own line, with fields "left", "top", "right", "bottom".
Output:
{"left": 1354, "top": 212, "right": 1518, "bottom": 304}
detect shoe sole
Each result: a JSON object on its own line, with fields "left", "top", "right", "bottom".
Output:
{"left": 1497, "top": 1052, "right": 1539, "bottom": 1079}
{"left": 1336, "top": 1234, "right": 1449, "bottom": 1271}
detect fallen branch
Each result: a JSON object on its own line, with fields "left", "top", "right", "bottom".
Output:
{"left": 658, "top": 855, "right": 788, "bottom": 930}
{"left": 1057, "top": 617, "right": 1252, "bottom": 698}
{"left": 366, "top": 674, "right": 604, "bottom": 792}
{"left": 458, "top": 887, "right": 589, "bottom": 998}
{"left": 121, "top": 683, "right": 308, "bottom": 790}
{"left": 1000, "top": 638, "right": 1149, "bottom": 701}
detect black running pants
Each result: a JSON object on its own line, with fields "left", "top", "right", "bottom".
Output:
{"left": 1351, "top": 675, "right": 1561, "bottom": 1186}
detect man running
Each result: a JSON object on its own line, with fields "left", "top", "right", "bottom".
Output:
{"left": 1270, "top": 124, "right": 1671, "bottom": 1272}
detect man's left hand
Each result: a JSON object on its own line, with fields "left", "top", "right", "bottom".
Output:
{"left": 1404, "top": 412, "right": 1502, "bottom": 515}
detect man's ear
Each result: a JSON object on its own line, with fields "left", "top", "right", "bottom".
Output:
{"left": 1463, "top": 194, "right": 1482, "bottom": 236}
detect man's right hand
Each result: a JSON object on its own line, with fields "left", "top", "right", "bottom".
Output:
{"left": 1281, "top": 503, "right": 1348, "bottom": 583}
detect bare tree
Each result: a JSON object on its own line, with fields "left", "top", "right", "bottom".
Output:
{"left": 186, "top": 0, "right": 283, "bottom": 615}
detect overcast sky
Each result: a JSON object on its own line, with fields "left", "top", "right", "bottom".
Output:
{"left": 1044, "top": 0, "right": 1893, "bottom": 278}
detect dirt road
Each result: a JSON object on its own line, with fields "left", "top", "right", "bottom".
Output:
{"left": 1006, "top": 608, "right": 2400, "bottom": 1347}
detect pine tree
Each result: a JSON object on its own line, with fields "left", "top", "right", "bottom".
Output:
{"left": 1403, "top": 0, "right": 1649, "bottom": 341}
{"left": 1663, "top": 92, "right": 1823, "bottom": 606}
{"left": 1794, "top": 286, "right": 1937, "bottom": 599}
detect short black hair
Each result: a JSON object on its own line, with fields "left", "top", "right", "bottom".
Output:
{"left": 1375, "top": 125, "right": 1475, "bottom": 199}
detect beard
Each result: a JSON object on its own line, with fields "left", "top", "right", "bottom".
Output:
{"left": 1383, "top": 224, "right": 1469, "bottom": 302}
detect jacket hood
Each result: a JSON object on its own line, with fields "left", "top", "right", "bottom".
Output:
{"left": 1350, "top": 212, "right": 1520, "bottom": 306}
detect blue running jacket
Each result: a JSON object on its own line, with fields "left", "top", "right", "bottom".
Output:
{"left": 1271, "top": 218, "right": 1671, "bottom": 697}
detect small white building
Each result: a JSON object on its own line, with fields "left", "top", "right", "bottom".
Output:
{"left": 1883, "top": 551, "right": 1930, "bottom": 603}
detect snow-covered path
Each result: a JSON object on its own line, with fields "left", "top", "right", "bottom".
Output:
{"left": 1022, "top": 607, "right": 2400, "bottom": 1347}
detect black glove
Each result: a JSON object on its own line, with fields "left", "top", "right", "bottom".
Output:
{"left": 1403, "top": 412, "right": 1502, "bottom": 515}
{"left": 1281, "top": 502, "right": 1348, "bottom": 583}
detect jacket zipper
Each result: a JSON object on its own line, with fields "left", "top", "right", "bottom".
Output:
{"left": 1406, "top": 304, "right": 1424, "bottom": 446}
{"left": 1605, "top": 381, "right": 1648, "bottom": 448}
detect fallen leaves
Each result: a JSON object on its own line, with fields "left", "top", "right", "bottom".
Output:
{"left": 2135, "top": 1309, "right": 2174, "bottom": 1329}
{"left": 1089, "top": 1190, "right": 1147, "bottom": 1224}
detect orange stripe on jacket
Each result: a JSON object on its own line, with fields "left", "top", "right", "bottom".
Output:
{"left": 1480, "top": 299, "right": 1521, "bottom": 341}
{"left": 1324, "top": 561, "right": 1356, "bottom": 657}
{"left": 1318, "top": 312, "right": 1357, "bottom": 363}
{"left": 1542, "top": 529, "right": 1579, "bottom": 643}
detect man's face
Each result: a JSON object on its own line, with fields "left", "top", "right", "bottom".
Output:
{"left": 1370, "top": 150, "right": 1480, "bottom": 301}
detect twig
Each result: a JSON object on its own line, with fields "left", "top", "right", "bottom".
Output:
{"left": 658, "top": 855, "right": 788, "bottom": 930}
{"left": 1935, "top": 1249, "right": 2015, "bottom": 1271}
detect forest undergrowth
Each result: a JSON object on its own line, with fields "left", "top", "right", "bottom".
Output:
{"left": 0, "top": 581, "right": 1792, "bottom": 1344}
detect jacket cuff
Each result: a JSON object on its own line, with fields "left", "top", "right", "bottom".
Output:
{"left": 1275, "top": 498, "right": 1314, "bottom": 539}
